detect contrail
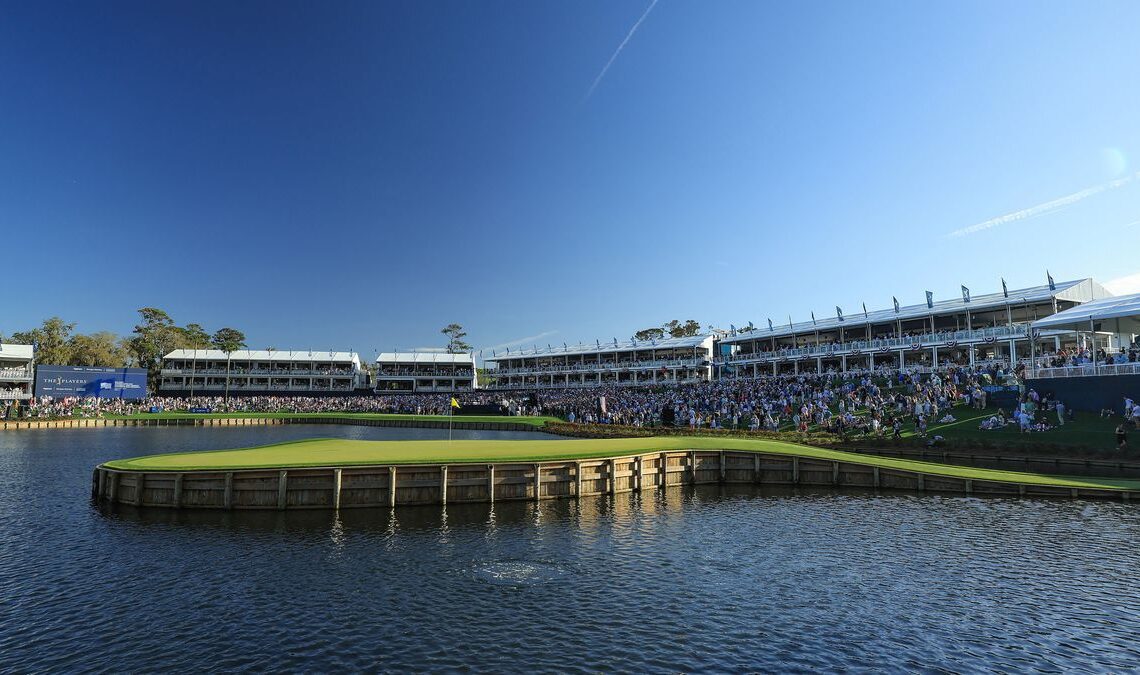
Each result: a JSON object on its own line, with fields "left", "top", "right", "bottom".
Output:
{"left": 482, "top": 330, "right": 558, "bottom": 352}
{"left": 948, "top": 173, "right": 1137, "bottom": 237}
{"left": 583, "top": 0, "right": 659, "bottom": 102}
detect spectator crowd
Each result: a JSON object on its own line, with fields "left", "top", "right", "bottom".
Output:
{"left": 6, "top": 361, "right": 1138, "bottom": 447}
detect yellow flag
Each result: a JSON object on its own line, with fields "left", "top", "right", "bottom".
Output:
{"left": 450, "top": 397, "right": 460, "bottom": 409}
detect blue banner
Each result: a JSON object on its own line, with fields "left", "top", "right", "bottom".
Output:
{"left": 35, "top": 366, "right": 148, "bottom": 399}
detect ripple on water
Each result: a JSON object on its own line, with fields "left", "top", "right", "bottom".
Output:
{"left": 471, "top": 560, "right": 568, "bottom": 587}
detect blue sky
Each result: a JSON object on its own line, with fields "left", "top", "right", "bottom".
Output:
{"left": 2, "top": 0, "right": 1139, "bottom": 357}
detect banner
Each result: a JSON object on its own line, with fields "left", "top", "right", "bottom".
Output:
{"left": 35, "top": 366, "right": 148, "bottom": 399}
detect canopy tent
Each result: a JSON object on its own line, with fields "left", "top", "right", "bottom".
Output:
{"left": 1030, "top": 293, "right": 1140, "bottom": 335}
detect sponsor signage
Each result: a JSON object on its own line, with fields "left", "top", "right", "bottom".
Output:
{"left": 35, "top": 366, "right": 148, "bottom": 399}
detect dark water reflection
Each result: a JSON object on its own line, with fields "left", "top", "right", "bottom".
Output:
{"left": 3, "top": 427, "right": 1140, "bottom": 672}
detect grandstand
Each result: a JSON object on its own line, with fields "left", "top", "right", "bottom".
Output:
{"left": 716, "top": 278, "right": 1109, "bottom": 377}
{"left": 159, "top": 349, "right": 365, "bottom": 396}
{"left": 374, "top": 352, "right": 477, "bottom": 393}
{"left": 485, "top": 335, "right": 715, "bottom": 390}
{"left": 0, "top": 343, "right": 35, "bottom": 401}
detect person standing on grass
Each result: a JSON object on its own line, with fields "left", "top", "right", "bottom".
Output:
{"left": 1055, "top": 400, "right": 1066, "bottom": 426}
{"left": 1117, "top": 424, "right": 1128, "bottom": 451}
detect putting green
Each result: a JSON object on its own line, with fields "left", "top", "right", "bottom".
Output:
{"left": 103, "top": 436, "right": 1140, "bottom": 492}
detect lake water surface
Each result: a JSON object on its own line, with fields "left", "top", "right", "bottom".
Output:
{"left": 1, "top": 425, "right": 1139, "bottom": 672}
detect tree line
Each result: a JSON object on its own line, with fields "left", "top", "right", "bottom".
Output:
{"left": 632, "top": 319, "right": 703, "bottom": 342}
{"left": 4, "top": 308, "right": 246, "bottom": 385}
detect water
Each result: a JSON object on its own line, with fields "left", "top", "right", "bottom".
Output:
{"left": 2, "top": 426, "right": 1140, "bottom": 672}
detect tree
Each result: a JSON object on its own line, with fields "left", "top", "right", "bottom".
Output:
{"left": 13, "top": 317, "right": 75, "bottom": 365}
{"left": 69, "top": 332, "right": 129, "bottom": 367}
{"left": 128, "top": 308, "right": 182, "bottom": 389}
{"left": 210, "top": 328, "right": 247, "bottom": 353}
{"left": 211, "top": 328, "right": 247, "bottom": 403}
{"left": 441, "top": 323, "right": 471, "bottom": 354}
{"left": 632, "top": 327, "right": 666, "bottom": 342}
{"left": 663, "top": 319, "right": 702, "bottom": 338}
{"left": 180, "top": 323, "right": 212, "bottom": 350}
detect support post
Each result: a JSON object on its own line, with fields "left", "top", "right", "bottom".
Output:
{"left": 719, "top": 451, "right": 726, "bottom": 484}
{"left": 635, "top": 456, "right": 643, "bottom": 492}
{"left": 488, "top": 464, "right": 495, "bottom": 503}
{"left": 134, "top": 473, "right": 145, "bottom": 506}
{"left": 916, "top": 473, "right": 925, "bottom": 492}
{"left": 389, "top": 466, "right": 397, "bottom": 507}
{"left": 173, "top": 473, "right": 183, "bottom": 508}
{"left": 277, "top": 471, "right": 287, "bottom": 510}
{"left": 534, "top": 464, "right": 542, "bottom": 501}
{"left": 872, "top": 467, "right": 880, "bottom": 488}
{"left": 97, "top": 469, "right": 107, "bottom": 500}
{"left": 659, "top": 452, "right": 668, "bottom": 489}
{"left": 831, "top": 462, "right": 840, "bottom": 486}
{"left": 753, "top": 453, "right": 761, "bottom": 484}
{"left": 109, "top": 471, "right": 119, "bottom": 503}
{"left": 689, "top": 451, "right": 697, "bottom": 484}
{"left": 609, "top": 459, "right": 617, "bottom": 495}
{"left": 333, "top": 468, "right": 343, "bottom": 510}
{"left": 440, "top": 466, "right": 447, "bottom": 505}
{"left": 223, "top": 472, "right": 234, "bottom": 510}
{"left": 792, "top": 457, "right": 800, "bottom": 484}
{"left": 575, "top": 461, "right": 582, "bottom": 498}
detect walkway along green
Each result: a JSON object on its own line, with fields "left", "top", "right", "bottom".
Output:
{"left": 93, "top": 437, "right": 1140, "bottom": 509}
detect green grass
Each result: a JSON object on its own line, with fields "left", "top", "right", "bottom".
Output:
{"left": 102, "top": 436, "right": 1140, "bottom": 491}
{"left": 915, "top": 405, "right": 1124, "bottom": 450}
{"left": 105, "top": 412, "right": 558, "bottom": 428}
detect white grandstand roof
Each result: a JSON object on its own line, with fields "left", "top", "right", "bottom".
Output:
{"left": 486, "top": 334, "right": 713, "bottom": 361}
{"left": 165, "top": 349, "right": 360, "bottom": 364}
{"left": 0, "top": 343, "right": 34, "bottom": 360}
{"left": 721, "top": 279, "right": 1104, "bottom": 343}
{"left": 1031, "top": 292, "right": 1140, "bottom": 334}
{"left": 376, "top": 352, "right": 474, "bottom": 364}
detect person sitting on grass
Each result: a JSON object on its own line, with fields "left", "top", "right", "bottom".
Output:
{"left": 1117, "top": 423, "right": 1128, "bottom": 451}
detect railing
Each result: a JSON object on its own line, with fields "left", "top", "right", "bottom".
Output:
{"left": 160, "top": 382, "right": 356, "bottom": 391}
{"left": 377, "top": 371, "right": 475, "bottom": 378}
{"left": 487, "top": 378, "right": 706, "bottom": 390}
{"left": 0, "top": 368, "right": 34, "bottom": 380}
{"left": 717, "top": 324, "right": 1041, "bottom": 364}
{"left": 0, "top": 390, "right": 32, "bottom": 400}
{"left": 491, "top": 358, "right": 706, "bottom": 377}
{"left": 162, "top": 368, "right": 355, "bottom": 376}
{"left": 1029, "top": 362, "right": 1140, "bottom": 379}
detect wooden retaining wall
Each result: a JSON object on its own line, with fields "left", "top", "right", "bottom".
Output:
{"left": 843, "top": 446, "right": 1140, "bottom": 479}
{"left": 0, "top": 416, "right": 542, "bottom": 433}
{"left": 92, "top": 450, "right": 1138, "bottom": 511}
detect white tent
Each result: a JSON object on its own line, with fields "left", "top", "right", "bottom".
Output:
{"left": 1031, "top": 293, "right": 1140, "bottom": 335}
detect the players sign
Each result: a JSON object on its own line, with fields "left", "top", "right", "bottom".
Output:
{"left": 35, "top": 366, "right": 148, "bottom": 399}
